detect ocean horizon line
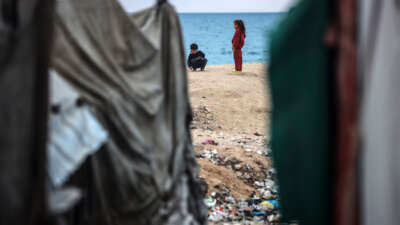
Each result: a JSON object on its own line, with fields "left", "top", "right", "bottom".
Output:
{"left": 178, "top": 12, "right": 285, "bottom": 14}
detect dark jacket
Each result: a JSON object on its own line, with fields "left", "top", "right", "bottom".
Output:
{"left": 187, "top": 51, "right": 206, "bottom": 67}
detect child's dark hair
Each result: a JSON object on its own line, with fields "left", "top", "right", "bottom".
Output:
{"left": 190, "top": 43, "right": 198, "bottom": 50}
{"left": 234, "top": 20, "right": 246, "bottom": 36}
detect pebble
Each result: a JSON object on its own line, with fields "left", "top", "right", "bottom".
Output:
{"left": 234, "top": 164, "right": 242, "bottom": 170}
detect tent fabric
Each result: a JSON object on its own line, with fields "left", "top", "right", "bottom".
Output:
{"left": 325, "top": 0, "right": 359, "bottom": 224}
{"left": 268, "top": 0, "right": 333, "bottom": 224}
{"left": 47, "top": 101, "right": 108, "bottom": 187}
{"left": 359, "top": 1, "right": 400, "bottom": 225}
{"left": 48, "top": 71, "right": 108, "bottom": 188}
{"left": 51, "top": 0, "right": 207, "bottom": 224}
{"left": 0, "top": 0, "right": 53, "bottom": 224}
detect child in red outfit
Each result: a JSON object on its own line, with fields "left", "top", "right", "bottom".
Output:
{"left": 232, "top": 20, "right": 246, "bottom": 73}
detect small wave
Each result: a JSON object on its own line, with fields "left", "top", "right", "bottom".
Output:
{"left": 247, "top": 51, "right": 260, "bottom": 56}
{"left": 220, "top": 48, "right": 233, "bottom": 55}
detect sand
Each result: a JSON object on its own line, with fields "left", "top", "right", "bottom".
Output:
{"left": 189, "top": 63, "right": 273, "bottom": 200}
{"left": 189, "top": 63, "right": 271, "bottom": 135}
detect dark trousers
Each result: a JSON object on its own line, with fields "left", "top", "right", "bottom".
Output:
{"left": 191, "top": 58, "right": 208, "bottom": 70}
{"left": 234, "top": 49, "right": 242, "bottom": 71}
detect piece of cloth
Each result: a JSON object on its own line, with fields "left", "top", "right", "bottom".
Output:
{"left": 48, "top": 187, "right": 82, "bottom": 216}
{"left": 359, "top": 1, "right": 400, "bottom": 225}
{"left": 48, "top": 103, "right": 107, "bottom": 187}
{"left": 325, "top": 0, "right": 359, "bottom": 224}
{"left": 188, "top": 50, "right": 206, "bottom": 69}
{"left": 48, "top": 71, "right": 108, "bottom": 187}
{"left": 0, "top": 0, "right": 53, "bottom": 224}
{"left": 234, "top": 49, "right": 243, "bottom": 71}
{"left": 51, "top": 0, "right": 207, "bottom": 224}
{"left": 268, "top": 0, "right": 333, "bottom": 224}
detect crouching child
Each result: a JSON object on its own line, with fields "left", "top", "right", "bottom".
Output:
{"left": 188, "top": 43, "right": 208, "bottom": 71}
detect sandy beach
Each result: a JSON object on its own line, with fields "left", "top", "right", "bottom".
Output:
{"left": 189, "top": 63, "right": 276, "bottom": 224}
{"left": 189, "top": 63, "right": 270, "bottom": 136}
{"left": 189, "top": 63, "right": 277, "bottom": 224}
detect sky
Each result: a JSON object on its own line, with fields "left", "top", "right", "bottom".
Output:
{"left": 118, "top": 0, "right": 296, "bottom": 13}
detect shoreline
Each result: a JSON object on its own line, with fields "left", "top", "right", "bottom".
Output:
{"left": 197, "top": 62, "right": 267, "bottom": 66}
{"left": 188, "top": 63, "right": 268, "bottom": 76}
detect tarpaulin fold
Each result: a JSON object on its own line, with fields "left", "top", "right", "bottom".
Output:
{"left": 326, "top": 0, "right": 359, "bottom": 224}
{"left": 0, "top": 0, "right": 53, "bottom": 224}
{"left": 359, "top": 1, "right": 400, "bottom": 225}
{"left": 51, "top": 0, "right": 207, "bottom": 224}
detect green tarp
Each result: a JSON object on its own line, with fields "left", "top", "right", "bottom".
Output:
{"left": 268, "top": 0, "right": 333, "bottom": 224}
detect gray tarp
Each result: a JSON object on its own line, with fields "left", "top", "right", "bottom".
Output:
{"left": 52, "top": 0, "right": 207, "bottom": 224}
{"left": 0, "top": 0, "right": 52, "bottom": 224}
{"left": 359, "top": 1, "right": 400, "bottom": 225}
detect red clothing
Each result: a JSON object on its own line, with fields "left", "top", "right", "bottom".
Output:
{"left": 232, "top": 28, "right": 245, "bottom": 49}
{"left": 234, "top": 49, "right": 242, "bottom": 71}
{"left": 232, "top": 28, "right": 245, "bottom": 71}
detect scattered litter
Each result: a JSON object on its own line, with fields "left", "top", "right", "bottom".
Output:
{"left": 202, "top": 138, "right": 219, "bottom": 145}
{"left": 191, "top": 106, "right": 219, "bottom": 131}
{"left": 204, "top": 185, "right": 280, "bottom": 224}
{"left": 254, "top": 132, "right": 263, "bottom": 136}
{"left": 192, "top": 109, "right": 280, "bottom": 224}
{"left": 205, "top": 198, "right": 217, "bottom": 207}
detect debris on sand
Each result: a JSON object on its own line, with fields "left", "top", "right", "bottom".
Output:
{"left": 191, "top": 106, "right": 221, "bottom": 131}
{"left": 188, "top": 64, "right": 279, "bottom": 224}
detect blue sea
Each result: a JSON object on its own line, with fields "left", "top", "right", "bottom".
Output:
{"left": 179, "top": 13, "right": 285, "bottom": 65}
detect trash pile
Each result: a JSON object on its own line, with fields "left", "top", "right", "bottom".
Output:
{"left": 230, "top": 136, "right": 272, "bottom": 158}
{"left": 194, "top": 135, "right": 280, "bottom": 224}
{"left": 202, "top": 166, "right": 280, "bottom": 224}
{"left": 191, "top": 106, "right": 220, "bottom": 131}
{"left": 191, "top": 104, "right": 280, "bottom": 224}
{"left": 204, "top": 184, "right": 280, "bottom": 224}
{"left": 197, "top": 149, "right": 275, "bottom": 192}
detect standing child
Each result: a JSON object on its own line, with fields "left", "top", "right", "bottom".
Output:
{"left": 188, "top": 43, "right": 208, "bottom": 71}
{"left": 232, "top": 20, "right": 246, "bottom": 74}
